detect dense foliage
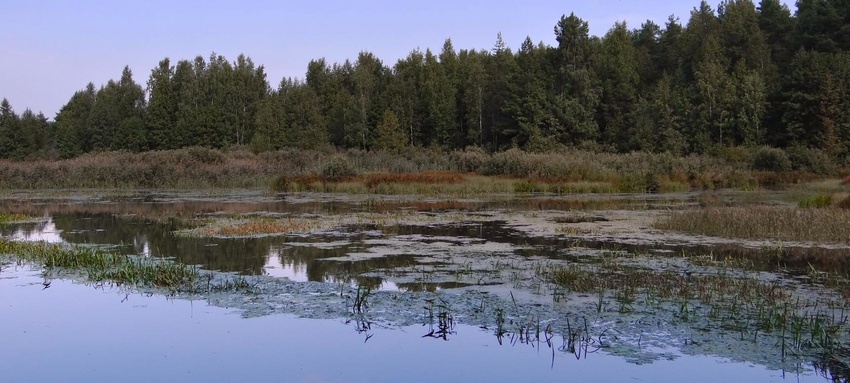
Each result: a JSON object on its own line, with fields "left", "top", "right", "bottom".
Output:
{"left": 2, "top": 0, "right": 849, "bottom": 165}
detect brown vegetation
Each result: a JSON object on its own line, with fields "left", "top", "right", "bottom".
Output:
{"left": 655, "top": 206, "right": 850, "bottom": 243}
{"left": 0, "top": 146, "right": 835, "bottom": 193}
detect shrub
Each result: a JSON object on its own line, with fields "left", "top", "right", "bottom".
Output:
{"left": 187, "top": 146, "right": 225, "bottom": 164}
{"left": 751, "top": 147, "right": 791, "bottom": 172}
{"left": 798, "top": 194, "right": 833, "bottom": 208}
{"left": 785, "top": 146, "right": 834, "bottom": 175}
{"left": 321, "top": 157, "right": 357, "bottom": 181}
{"left": 450, "top": 147, "right": 489, "bottom": 173}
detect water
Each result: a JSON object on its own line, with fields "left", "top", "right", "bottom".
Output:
{"left": 0, "top": 266, "right": 822, "bottom": 383}
{"left": 0, "top": 192, "right": 847, "bottom": 381}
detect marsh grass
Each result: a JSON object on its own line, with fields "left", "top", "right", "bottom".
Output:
{"left": 655, "top": 206, "right": 850, "bottom": 243}
{"left": 543, "top": 259, "right": 850, "bottom": 357}
{"left": 0, "top": 239, "right": 198, "bottom": 289}
{"left": 0, "top": 147, "right": 820, "bottom": 192}
{"left": 189, "top": 217, "right": 321, "bottom": 237}
{"left": 0, "top": 213, "right": 34, "bottom": 224}
{"left": 799, "top": 194, "right": 834, "bottom": 208}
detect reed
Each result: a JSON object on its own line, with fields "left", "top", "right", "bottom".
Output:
{"left": 655, "top": 206, "right": 850, "bottom": 243}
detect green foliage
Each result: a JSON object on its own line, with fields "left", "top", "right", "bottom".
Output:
{"left": 321, "top": 156, "right": 358, "bottom": 181}
{"left": 798, "top": 194, "right": 833, "bottom": 208}
{"left": 5, "top": 1, "right": 850, "bottom": 166}
{"left": 785, "top": 146, "right": 835, "bottom": 174}
{"left": 752, "top": 146, "right": 791, "bottom": 171}
{"left": 375, "top": 109, "right": 406, "bottom": 153}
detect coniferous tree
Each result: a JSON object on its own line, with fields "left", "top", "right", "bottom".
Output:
{"left": 88, "top": 66, "right": 146, "bottom": 151}
{"left": 504, "top": 37, "right": 557, "bottom": 151}
{"left": 421, "top": 48, "right": 457, "bottom": 148}
{"left": 17, "top": 109, "right": 51, "bottom": 159}
{"left": 455, "top": 49, "right": 487, "bottom": 148}
{"left": 375, "top": 109, "right": 407, "bottom": 152}
{"left": 0, "top": 99, "right": 20, "bottom": 158}
{"left": 552, "top": 14, "right": 601, "bottom": 145}
{"left": 146, "top": 58, "right": 177, "bottom": 150}
{"left": 596, "top": 22, "right": 641, "bottom": 150}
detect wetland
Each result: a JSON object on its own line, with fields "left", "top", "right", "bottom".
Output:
{"left": 2, "top": 188, "right": 850, "bottom": 382}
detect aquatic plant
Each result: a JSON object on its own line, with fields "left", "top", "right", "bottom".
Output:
{"left": 542, "top": 258, "right": 850, "bottom": 361}
{"left": 0, "top": 239, "right": 197, "bottom": 290}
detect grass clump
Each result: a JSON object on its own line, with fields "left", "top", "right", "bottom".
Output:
{"left": 799, "top": 194, "right": 834, "bottom": 208}
{"left": 0, "top": 238, "right": 198, "bottom": 289}
{"left": 655, "top": 206, "right": 850, "bottom": 243}
{"left": 0, "top": 213, "right": 33, "bottom": 224}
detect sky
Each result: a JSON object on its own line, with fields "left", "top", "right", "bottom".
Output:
{"left": 1, "top": 0, "right": 797, "bottom": 119}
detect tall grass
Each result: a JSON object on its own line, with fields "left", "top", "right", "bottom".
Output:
{"left": 0, "top": 146, "right": 831, "bottom": 191}
{"left": 655, "top": 206, "right": 850, "bottom": 243}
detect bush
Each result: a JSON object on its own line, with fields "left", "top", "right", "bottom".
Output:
{"left": 187, "top": 146, "right": 225, "bottom": 164}
{"left": 450, "top": 147, "right": 489, "bottom": 173}
{"left": 752, "top": 147, "right": 791, "bottom": 172}
{"left": 321, "top": 157, "right": 357, "bottom": 181}
{"left": 785, "top": 146, "right": 834, "bottom": 175}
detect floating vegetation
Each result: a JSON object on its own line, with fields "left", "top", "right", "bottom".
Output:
{"left": 542, "top": 257, "right": 850, "bottom": 362}
{"left": 654, "top": 206, "right": 850, "bottom": 243}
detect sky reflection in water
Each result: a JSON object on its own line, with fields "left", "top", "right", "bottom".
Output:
{"left": 0, "top": 266, "right": 821, "bottom": 383}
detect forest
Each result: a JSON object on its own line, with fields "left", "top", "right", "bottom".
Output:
{"left": 1, "top": 0, "right": 849, "bottom": 167}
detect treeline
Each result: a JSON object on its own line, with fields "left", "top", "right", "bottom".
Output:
{"left": 2, "top": 0, "right": 850, "bottom": 164}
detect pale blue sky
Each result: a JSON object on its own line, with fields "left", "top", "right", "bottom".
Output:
{"left": 1, "top": 0, "right": 796, "bottom": 118}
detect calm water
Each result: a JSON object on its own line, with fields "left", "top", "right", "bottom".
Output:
{"left": 0, "top": 193, "right": 845, "bottom": 382}
{"left": 0, "top": 266, "right": 819, "bottom": 383}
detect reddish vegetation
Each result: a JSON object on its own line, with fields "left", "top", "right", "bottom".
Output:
{"left": 364, "top": 171, "right": 466, "bottom": 188}
{"left": 841, "top": 174, "right": 850, "bottom": 185}
{"left": 198, "top": 219, "right": 316, "bottom": 236}
{"left": 753, "top": 171, "right": 819, "bottom": 188}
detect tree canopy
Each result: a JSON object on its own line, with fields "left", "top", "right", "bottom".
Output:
{"left": 2, "top": 0, "right": 850, "bottom": 165}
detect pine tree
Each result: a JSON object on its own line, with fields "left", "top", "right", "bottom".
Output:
{"left": 146, "top": 58, "right": 177, "bottom": 150}
{"left": 552, "top": 14, "right": 601, "bottom": 145}
{"left": 375, "top": 109, "right": 406, "bottom": 152}
{"left": 0, "top": 99, "right": 20, "bottom": 158}
{"left": 596, "top": 22, "right": 640, "bottom": 150}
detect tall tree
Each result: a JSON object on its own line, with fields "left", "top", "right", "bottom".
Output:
{"left": 0, "top": 99, "right": 20, "bottom": 158}
{"left": 55, "top": 83, "right": 97, "bottom": 158}
{"left": 484, "top": 33, "right": 520, "bottom": 149}
{"left": 88, "top": 66, "right": 146, "bottom": 151}
{"left": 552, "top": 14, "right": 601, "bottom": 145}
{"left": 421, "top": 48, "right": 457, "bottom": 148}
{"left": 146, "top": 58, "right": 177, "bottom": 150}
{"left": 595, "top": 22, "right": 641, "bottom": 150}
{"left": 386, "top": 50, "right": 425, "bottom": 147}
{"left": 375, "top": 109, "right": 406, "bottom": 152}
{"left": 455, "top": 49, "right": 487, "bottom": 148}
